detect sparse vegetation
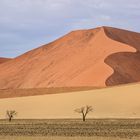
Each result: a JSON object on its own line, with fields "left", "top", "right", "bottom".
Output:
{"left": 75, "top": 106, "right": 93, "bottom": 121}
{"left": 0, "top": 119, "right": 139, "bottom": 138}
{"left": 6, "top": 110, "right": 17, "bottom": 122}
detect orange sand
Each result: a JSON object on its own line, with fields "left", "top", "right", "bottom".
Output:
{"left": 0, "top": 57, "right": 11, "bottom": 64}
{"left": 0, "top": 26, "right": 139, "bottom": 89}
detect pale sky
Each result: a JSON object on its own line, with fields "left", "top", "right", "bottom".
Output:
{"left": 0, "top": 0, "right": 140, "bottom": 58}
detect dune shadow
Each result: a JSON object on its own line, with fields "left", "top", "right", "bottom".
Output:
{"left": 103, "top": 27, "right": 140, "bottom": 86}
{"left": 104, "top": 26, "right": 140, "bottom": 51}
{"left": 105, "top": 51, "right": 140, "bottom": 86}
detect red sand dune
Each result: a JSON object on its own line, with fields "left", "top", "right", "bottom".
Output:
{"left": 0, "top": 57, "right": 11, "bottom": 64}
{"left": 0, "top": 26, "right": 140, "bottom": 89}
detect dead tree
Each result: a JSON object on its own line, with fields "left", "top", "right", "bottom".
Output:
{"left": 75, "top": 105, "right": 93, "bottom": 121}
{"left": 6, "top": 110, "right": 17, "bottom": 122}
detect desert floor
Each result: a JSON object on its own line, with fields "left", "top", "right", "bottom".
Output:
{"left": 0, "top": 83, "right": 140, "bottom": 119}
{"left": 0, "top": 136, "right": 139, "bottom": 140}
{"left": 0, "top": 119, "right": 140, "bottom": 139}
{"left": 0, "top": 84, "right": 139, "bottom": 139}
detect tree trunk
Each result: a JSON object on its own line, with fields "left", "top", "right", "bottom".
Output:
{"left": 82, "top": 114, "right": 86, "bottom": 122}
{"left": 9, "top": 117, "right": 12, "bottom": 122}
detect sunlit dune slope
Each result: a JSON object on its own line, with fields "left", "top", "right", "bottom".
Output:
{"left": 0, "top": 26, "right": 140, "bottom": 89}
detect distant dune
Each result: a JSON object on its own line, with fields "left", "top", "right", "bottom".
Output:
{"left": 0, "top": 26, "right": 140, "bottom": 89}
{"left": 0, "top": 87, "right": 97, "bottom": 99}
{"left": 0, "top": 83, "right": 140, "bottom": 119}
{"left": 0, "top": 57, "right": 11, "bottom": 64}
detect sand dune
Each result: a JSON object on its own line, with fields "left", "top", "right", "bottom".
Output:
{"left": 0, "top": 57, "right": 11, "bottom": 64}
{"left": 0, "top": 87, "right": 97, "bottom": 99}
{"left": 0, "top": 26, "right": 139, "bottom": 89}
{"left": 104, "top": 27, "right": 140, "bottom": 86}
{"left": 0, "top": 83, "right": 140, "bottom": 119}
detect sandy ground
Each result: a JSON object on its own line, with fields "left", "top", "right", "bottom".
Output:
{"left": 0, "top": 119, "right": 140, "bottom": 138}
{"left": 0, "top": 83, "right": 140, "bottom": 119}
{"left": 0, "top": 136, "right": 138, "bottom": 140}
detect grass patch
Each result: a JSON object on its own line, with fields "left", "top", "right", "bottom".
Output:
{"left": 0, "top": 119, "right": 139, "bottom": 138}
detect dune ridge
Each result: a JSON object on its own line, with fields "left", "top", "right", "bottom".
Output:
{"left": 103, "top": 27, "right": 140, "bottom": 86}
{"left": 0, "top": 26, "right": 139, "bottom": 91}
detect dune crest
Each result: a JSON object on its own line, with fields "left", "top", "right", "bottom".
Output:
{"left": 0, "top": 26, "right": 139, "bottom": 90}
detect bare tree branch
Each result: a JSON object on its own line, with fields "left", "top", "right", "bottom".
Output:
{"left": 74, "top": 107, "right": 84, "bottom": 113}
{"left": 85, "top": 106, "right": 93, "bottom": 116}
{"left": 75, "top": 105, "right": 93, "bottom": 121}
{"left": 6, "top": 110, "right": 17, "bottom": 122}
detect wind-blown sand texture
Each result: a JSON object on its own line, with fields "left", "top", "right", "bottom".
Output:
{"left": 0, "top": 83, "right": 140, "bottom": 119}
{"left": 0, "top": 26, "right": 139, "bottom": 89}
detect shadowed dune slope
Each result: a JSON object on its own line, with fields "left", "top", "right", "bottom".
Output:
{"left": 0, "top": 87, "right": 98, "bottom": 99}
{"left": 0, "top": 26, "right": 139, "bottom": 90}
{"left": 104, "top": 27, "right": 140, "bottom": 86}
{"left": 0, "top": 57, "right": 11, "bottom": 64}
